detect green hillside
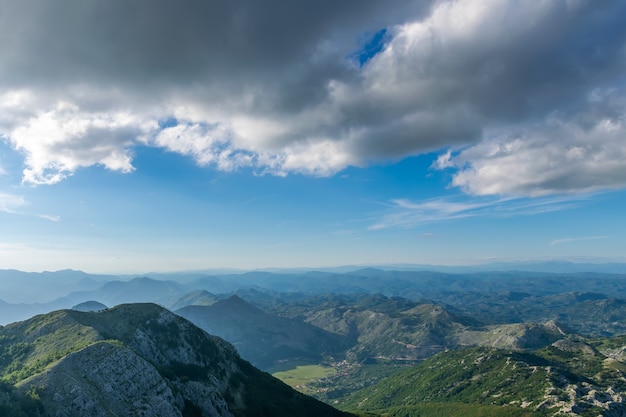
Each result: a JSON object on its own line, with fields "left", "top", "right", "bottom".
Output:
{"left": 0, "top": 303, "right": 352, "bottom": 417}
{"left": 0, "top": 380, "right": 44, "bottom": 417}
{"left": 265, "top": 293, "right": 563, "bottom": 362}
{"left": 338, "top": 342, "right": 626, "bottom": 416}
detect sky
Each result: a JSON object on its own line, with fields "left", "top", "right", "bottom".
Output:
{"left": 1, "top": 0, "right": 626, "bottom": 273}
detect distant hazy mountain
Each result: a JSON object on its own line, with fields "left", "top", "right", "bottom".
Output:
{"left": 168, "top": 268, "right": 626, "bottom": 300}
{"left": 294, "top": 294, "right": 560, "bottom": 361}
{"left": 361, "top": 260, "right": 626, "bottom": 274}
{"left": 0, "top": 269, "right": 112, "bottom": 303}
{"left": 61, "top": 276, "right": 188, "bottom": 307}
{"left": 179, "top": 261, "right": 626, "bottom": 275}
{"left": 71, "top": 300, "right": 108, "bottom": 312}
{"left": 431, "top": 291, "right": 626, "bottom": 337}
{"left": 0, "top": 276, "right": 188, "bottom": 325}
{"left": 176, "top": 295, "right": 350, "bottom": 370}
{"left": 3, "top": 265, "right": 626, "bottom": 334}
{"left": 175, "top": 293, "right": 568, "bottom": 368}
{"left": 0, "top": 303, "right": 350, "bottom": 417}
{"left": 459, "top": 260, "right": 626, "bottom": 274}
{"left": 0, "top": 299, "right": 55, "bottom": 327}
{"left": 168, "top": 289, "right": 219, "bottom": 310}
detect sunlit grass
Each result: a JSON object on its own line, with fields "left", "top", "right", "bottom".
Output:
{"left": 272, "top": 365, "right": 336, "bottom": 387}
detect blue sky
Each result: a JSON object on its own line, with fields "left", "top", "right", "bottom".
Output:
{"left": 1, "top": 0, "right": 625, "bottom": 273}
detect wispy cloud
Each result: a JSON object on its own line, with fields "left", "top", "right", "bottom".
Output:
{"left": 0, "top": 192, "right": 26, "bottom": 215}
{"left": 550, "top": 236, "right": 608, "bottom": 246}
{"left": 369, "top": 194, "right": 587, "bottom": 230}
{"left": 36, "top": 213, "right": 61, "bottom": 222}
{"left": 0, "top": 192, "right": 60, "bottom": 221}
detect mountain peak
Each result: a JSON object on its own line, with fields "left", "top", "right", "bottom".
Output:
{"left": 0, "top": 303, "right": 348, "bottom": 417}
{"left": 71, "top": 300, "right": 108, "bottom": 312}
{"left": 212, "top": 294, "right": 264, "bottom": 314}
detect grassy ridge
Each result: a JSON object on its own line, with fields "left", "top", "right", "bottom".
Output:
{"left": 1, "top": 304, "right": 354, "bottom": 417}
{"left": 337, "top": 342, "right": 626, "bottom": 416}
{"left": 371, "top": 403, "right": 540, "bottom": 416}
{"left": 0, "top": 310, "right": 100, "bottom": 384}
{"left": 339, "top": 348, "right": 551, "bottom": 411}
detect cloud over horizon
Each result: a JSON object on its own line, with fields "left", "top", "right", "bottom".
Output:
{"left": 550, "top": 236, "right": 609, "bottom": 246}
{"left": 1, "top": 0, "right": 625, "bottom": 197}
{"left": 369, "top": 194, "right": 587, "bottom": 230}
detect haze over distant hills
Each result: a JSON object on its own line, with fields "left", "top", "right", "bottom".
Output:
{"left": 152, "top": 260, "right": 626, "bottom": 276}
{"left": 2, "top": 260, "right": 626, "bottom": 303}
{"left": 2, "top": 261, "right": 626, "bottom": 325}
{"left": 176, "top": 295, "right": 350, "bottom": 369}
{"left": 3, "top": 261, "right": 626, "bottom": 416}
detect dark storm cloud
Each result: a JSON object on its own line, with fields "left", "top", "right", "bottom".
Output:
{"left": 1, "top": 0, "right": 625, "bottom": 196}
{"left": 0, "top": 0, "right": 426, "bottom": 89}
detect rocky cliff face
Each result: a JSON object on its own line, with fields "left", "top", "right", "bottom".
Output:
{"left": 0, "top": 303, "right": 349, "bottom": 417}
{"left": 21, "top": 342, "right": 187, "bottom": 417}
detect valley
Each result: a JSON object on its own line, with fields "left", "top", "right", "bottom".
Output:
{"left": 2, "top": 264, "right": 626, "bottom": 416}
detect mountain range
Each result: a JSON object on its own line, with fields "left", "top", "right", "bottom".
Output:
{"left": 3, "top": 264, "right": 626, "bottom": 416}
{"left": 5, "top": 266, "right": 626, "bottom": 325}
{"left": 173, "top": 293, "right": 572, "bottom": 371}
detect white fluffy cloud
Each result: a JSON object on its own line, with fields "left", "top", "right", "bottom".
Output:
{"left": 0, "top": 0, "right": 625, "bottom": 196}
{"left": 7, "top": 100, "right": 155, "bottom": 184}
{"left": 437, "top": 88, "right": 626, "bottom": 196}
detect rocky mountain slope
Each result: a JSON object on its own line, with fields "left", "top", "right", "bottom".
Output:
{"left": 0, "top": 303, "right": 351, "bottom": 417}
{"left": 434, "top": 291, "right": 626, "bottom": 337}
{"left": 338, "top": 341, "right": 626, "bottom": 416}
{"left": 172, "top": 292, "right": 572, "bottom": 371}
{"left": 260, "top": 294, "right": 564, "bottom": 362}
